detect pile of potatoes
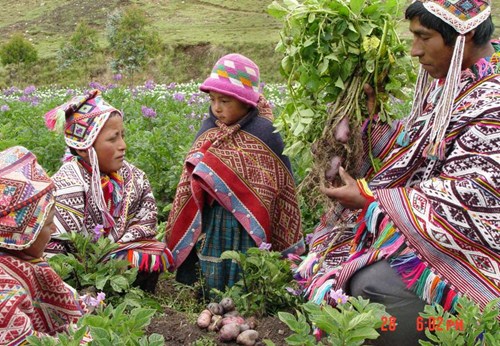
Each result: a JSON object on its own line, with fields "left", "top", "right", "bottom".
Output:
{"left": 196, "top": 297, "right": 260, "bottom": 345}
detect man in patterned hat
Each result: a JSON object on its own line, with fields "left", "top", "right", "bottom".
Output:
{"left": 45, "top": 90, "right": 173, "bottom": 293}
{"left": 295, "top": 1, "right": 498, "bottom": 345}
{"left": 0, "top": 146, "right": 89, "bottom": 344}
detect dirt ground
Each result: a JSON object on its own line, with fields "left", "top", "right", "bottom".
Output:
{"left": 147, "top": 307, "right": 292, "bottom": 346}
{"left": 147, "top": 275, "right": 293, "bottom": 346}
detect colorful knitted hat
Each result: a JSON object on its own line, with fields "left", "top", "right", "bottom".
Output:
{"left": 44, "top": 90, "right": 123, "bottom": 228}
{"left": 422, "top": 0, "right": 491, "bottom": 35}
{"left": 200, "top": 53, "right": 260, "bottom": 107}
{"left": 401, "top": 0, "right": 492, "bottom": 160}
{"left": 0, "top": 146, "right": 55, "bottom": 250}
{"left": 44, "top": 89, "right": 122, "bottom": 150}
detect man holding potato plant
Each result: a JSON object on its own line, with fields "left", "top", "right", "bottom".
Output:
{"left": 296, "top": 1, "right": 499, "bottom": 345}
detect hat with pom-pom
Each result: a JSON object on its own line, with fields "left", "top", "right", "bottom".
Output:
{"left": 200, "top": 53, "right": 260, "bottom": 106}
{"left": 44, "top": 89, "right": 122, "bottom": 150}
{"left": 44, "top": 90, "right": 123, "bottom": 229}
{"left": 0, "top": 146, "right": 55, "bottom": 250}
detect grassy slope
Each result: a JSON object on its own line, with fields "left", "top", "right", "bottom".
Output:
{"left": 1, "top": 0, "right": 498, "bottom": 57}
{"left": 0, "top": 0, "right": 281, "bottom": 59}
{"left": 0, "top": 0, "right": 499, "bottom": 86}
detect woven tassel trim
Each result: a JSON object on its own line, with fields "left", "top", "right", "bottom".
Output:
{"left": 115, "top": 248, "right": 175, "bottom": 272}
{"left": 390, "top": 254, "right": 459, "bottom": 313}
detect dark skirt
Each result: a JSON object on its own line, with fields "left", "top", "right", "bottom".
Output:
{"left": 197, "top": 202, "right": 256, "bottom": 291}
{"left": 175, "top": 202, "right": 256, "bottom": 293}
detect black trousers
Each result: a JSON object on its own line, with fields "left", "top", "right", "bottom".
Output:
{"left": 348, "top": 260, "right": 428, "bottom": 346}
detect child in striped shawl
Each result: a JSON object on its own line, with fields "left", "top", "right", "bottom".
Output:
{"left": 166, "top": 54, "right": 305, "bottom": 294}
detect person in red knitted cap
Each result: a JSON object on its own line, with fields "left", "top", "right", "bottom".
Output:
{"left": 166, "top": 53, "right": 304, "bottom": 293}
{"left": 0, "top": 146, "right": 90, "bottom": 345}
{"left": 295, "top": 0, "right": 498, "bottom": 345}
{"left": 44, "top": 90, "right": 173, "bottom": 293}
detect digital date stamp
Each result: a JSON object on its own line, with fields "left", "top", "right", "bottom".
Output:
{"left": 415, "top": 316, "right": 464, "bottom": 332}
{"left": 380, "top": 316, "right": 464, "bottom": 332}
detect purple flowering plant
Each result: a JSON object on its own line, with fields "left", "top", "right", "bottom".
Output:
{"left": 141, "top": 106, "right": 157, "bottom": 118}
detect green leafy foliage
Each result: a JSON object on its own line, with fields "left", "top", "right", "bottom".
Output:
{"left": 217, "top": 247, "right": 305, "bottom": 317}
{"left": 48, "top": 232, "right": 138, "bottom": 305}
{"left": 268, "top": 0, "right": 415, "bottom": 159}
{"left": 57, "top": 22, "right": 100, "bottom": 69}
{"left": 279, "top": 297, "right": 387, "bottom": 345}
{"left": 106, "top": 6, "right": 162, "bottom": 74}
{"left": 0, "top": 33, "right": 38, "bottom": 66}
{"left": 0, "top": 84, "right": 286, "bottom": 221}
{"left": 26, "top": 302, "right": 164, "bottom": 346}
{"left": 418, "top": 296, "right": 500, "bottom": 346}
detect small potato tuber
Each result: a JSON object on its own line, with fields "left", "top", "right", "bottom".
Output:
{"left": 207, "top": 302, "right": 224, "bottom": 316}
{"left": 220, "top": 316, "right": 246, "bottom": 327}
{"left": 239, "top": 323, "right": 250, "bottom": 332}
{"left": 334, "top": 115, "right": 350, "bottom": 143}
{"left": 220, "top": 297, "right": 235, "bottom": 312}
{"left": 209, "top": 315, "right": 223, "bottom": 332}
{"left": 224, "top": 310, "right": 240, "bottom": 318}
{"left": 196, "top": 309, "right": 212, "bottom": 329}
{"left": 219, "top": 323, "right": 241, "bottom": 342}
{"left": 325, "top": 156, "right": 342, "bottom": 183}
{"left": 245, "top": 317, "right": 257, "bottom": 330}
{"left": 237, "top": 329, "right": 259, "bottom": 345}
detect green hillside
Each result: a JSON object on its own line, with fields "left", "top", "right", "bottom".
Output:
{"left": 0, "top": 0, "right": 281, "bottom": 58}
{"left": 1, "top": 0, "right": 499, "bottom": 87}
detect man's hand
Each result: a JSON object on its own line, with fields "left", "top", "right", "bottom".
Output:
{"left": 320, "top": 167, "right": 367, "bottom": 210}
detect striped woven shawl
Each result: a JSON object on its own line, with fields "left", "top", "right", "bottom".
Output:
{"left": 166, "top": 107, "right": 304, "bottom": 268}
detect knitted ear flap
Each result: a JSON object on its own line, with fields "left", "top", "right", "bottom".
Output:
{"left": 44, "top": 89, "right": 99, "bottom": 133}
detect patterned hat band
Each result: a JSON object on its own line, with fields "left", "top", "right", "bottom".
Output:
{"left": 420, "top": 0, "right": 491, "bottom": 35}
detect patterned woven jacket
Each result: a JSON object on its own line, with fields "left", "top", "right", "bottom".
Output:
{"left": 0, "top": 253, "right": 87, "bottom": 344}
{"left": 300, "top": 42, "right": 500, "bottom": 313}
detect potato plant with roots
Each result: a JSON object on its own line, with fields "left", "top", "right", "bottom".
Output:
{"left": 269, "top": 0, "right": 416, "bottom": 210}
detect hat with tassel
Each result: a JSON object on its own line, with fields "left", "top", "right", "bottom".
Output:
{"left": 44, "top": 90, "right": 123, "bottom": 228}
{"left": 399, "top": 0, "right": 491, "bottom": 160}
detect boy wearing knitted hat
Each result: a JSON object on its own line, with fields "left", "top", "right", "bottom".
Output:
{"left": 45, "top": 90, "right": 173, "bottom": 293}
{"left": 166, "top": 53, "right": 304, "bottom": 292}
{"left": 294, "top": 1, "right": 499, "bottom": 345}
{"left": 0, "top": 146, "right": 89, "bottom": 344}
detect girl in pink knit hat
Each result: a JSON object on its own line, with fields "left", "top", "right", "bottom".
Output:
{"left": 166, "top": 53, "right": 305, "bottom": 293}
{"left": 45, "top": 89, "right": 173, "bottom": 293}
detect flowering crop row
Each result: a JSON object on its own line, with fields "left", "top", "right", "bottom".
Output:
{"left": 0, "top": 82, "right": 288, "bottom": 221}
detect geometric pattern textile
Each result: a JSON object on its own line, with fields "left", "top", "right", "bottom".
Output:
{"left": 0, "top": 146, "right": 55, "bottom": 250}
{"left": 200, "top": 53, "right": 261, "bottom": 107}
{"left": 166, "top": 107, "right": 305, "bottom": 268}
{"left": 421, "top": 0, "right": 491, "bottom": 35}
{"left": 0, "top": 253, "right": 86, "bottom": 345}
{"left": 49, "top": 159, "right": 173, "bottom": 271}
{"left": 44, "top": 89, "right": 122, "bottom": 150}
{"left": 300, "top": 42, "right": 500, "bottom": 313}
